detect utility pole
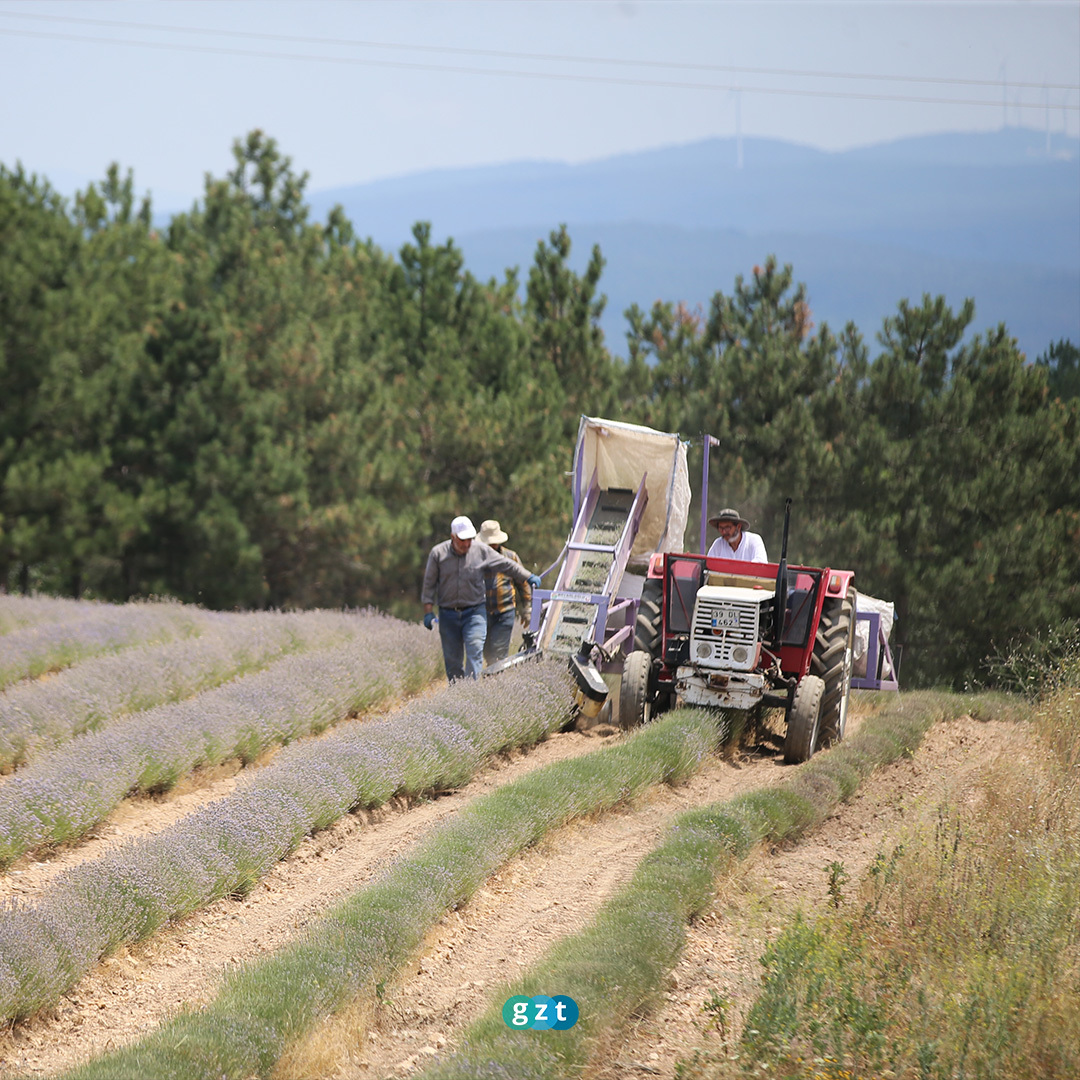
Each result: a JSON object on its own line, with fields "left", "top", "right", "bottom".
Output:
{"left": 735, "top": 89, "right": 743, "bottom": 170}
{"left": 1045, "top": 86, "right": 1051, "bottom": 155}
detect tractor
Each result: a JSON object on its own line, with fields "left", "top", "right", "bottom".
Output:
{"left": 502, "top": 417, "right": 859, "bottom": 762}
{"left": 621, "top": 499, "right": 857, "bottom": 763}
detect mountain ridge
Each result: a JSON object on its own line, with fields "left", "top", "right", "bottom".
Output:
{"left": 307, "top": 128, "right": 1079, "bottom": 359}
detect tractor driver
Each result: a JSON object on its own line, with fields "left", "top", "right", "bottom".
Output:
{"left": 706, "top": 508, "right": 768, "bottom": 563}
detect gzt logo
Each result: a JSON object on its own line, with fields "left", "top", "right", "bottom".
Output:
{"left": 502, "top": 994, "right": 579, "bottom": 1030}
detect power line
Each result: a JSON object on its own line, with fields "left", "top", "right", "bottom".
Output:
{"left": 4, "top": 9, "right": 1076, "bottom": 92}
{"left": 0, "top": 23, "right": 1076, "bottom": 112}
{"left": 2, "top": 8, "right": 1079, "bottom": 98}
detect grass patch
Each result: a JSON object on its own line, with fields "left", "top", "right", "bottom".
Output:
{"left": 683, "top": 680, "right": 1080, "bottom": 1080}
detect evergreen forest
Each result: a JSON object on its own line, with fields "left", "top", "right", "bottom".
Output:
{"left": 2, "top": 131, "right": 1078, "bottom": 689}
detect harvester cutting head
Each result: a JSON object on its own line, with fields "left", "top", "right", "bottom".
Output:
{"left": 568, "top": 639, "right": 610, "bottom": 719}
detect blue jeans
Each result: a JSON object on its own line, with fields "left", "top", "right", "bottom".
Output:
{"left": 484, "top": 608, "right": 516, "bottom": 666}
{"left": 438, "top": 604, "right": 487, "bottom": 680}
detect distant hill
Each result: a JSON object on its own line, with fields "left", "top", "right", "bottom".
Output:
{"left": 306, "top": 128, "right": 1080, "bottom": 359}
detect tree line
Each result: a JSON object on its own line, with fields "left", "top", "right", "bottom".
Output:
{"left": 2, "top": 131, "right": 1078, "bottom": 688}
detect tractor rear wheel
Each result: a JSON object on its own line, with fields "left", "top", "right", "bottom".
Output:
{"left": 784, "top": 674, "right": 825, "bottom": 763}
{"left": 619, "top": 649, "right": 653, "bottom": 729}
{"left": 633, "top": 578, "right": 663, "bottom": 655}
{"left": 811, "top": 587, "right": 856, "bottom": 746}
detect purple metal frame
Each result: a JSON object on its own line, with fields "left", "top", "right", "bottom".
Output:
{"left": 851, "top": 611, "right": 900, "bottom": 690}
{"left": 699, "top": 435, "right": 721, "bottom": 554}
{"left": 537, "top": 426, "right": 721, "bottom": 671}
{"left": 531, "top": 471, "right": 649, "bottom": 665}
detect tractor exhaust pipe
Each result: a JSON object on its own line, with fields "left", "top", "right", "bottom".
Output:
{"left": 771, "top": 498, "right": 792, "bottom": 650}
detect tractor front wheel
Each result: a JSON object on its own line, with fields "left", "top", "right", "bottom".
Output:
{"left": 619, "top": 649, "right": 653, "bottom": 729}
{"left": 783, "top": 674, "right": 825, "bottom": 763}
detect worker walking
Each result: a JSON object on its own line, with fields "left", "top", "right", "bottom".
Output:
{"left": 422, "top": 516, "right": 542, "bottom": 681}
{"left": 706, "top": 508, "right": 769, "bottom": 562}
{"left": 478, "top": 519, "right": 532, "bottom": 666}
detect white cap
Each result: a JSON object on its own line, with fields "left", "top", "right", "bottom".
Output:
{"left": 450, "top": 515, "right": 476, "bottom": 539}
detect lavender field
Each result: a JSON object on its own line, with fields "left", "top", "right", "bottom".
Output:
{"left": 0, "top": 594, "right": 585, "bottom": 1031}
{"left": 0, "top": 608, "right": 366, "bottom": 771}
{"left": 0, "top": 597, "right": 208, "bottom": 690}
{"left": 0, "top": 662, "right": 575, "bottom": 1021}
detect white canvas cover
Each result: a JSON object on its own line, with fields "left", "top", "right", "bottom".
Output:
{"left": 573, "top": 416, "right": 691, "bottom": 560}
{"left": 853, "top": 593, "right": 897, "bottom": 679}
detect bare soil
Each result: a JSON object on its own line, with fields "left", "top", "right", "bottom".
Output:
{"left": 0, "top": 703, "right": 1026, "bottom": 1080}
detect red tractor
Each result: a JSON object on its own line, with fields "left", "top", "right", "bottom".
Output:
{"left": 619, "top": 501, "right": 857, "bottom": 763}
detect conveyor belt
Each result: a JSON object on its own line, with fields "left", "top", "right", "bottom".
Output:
{"left": 543, "top": 488, "right": 637, "bottom": 655}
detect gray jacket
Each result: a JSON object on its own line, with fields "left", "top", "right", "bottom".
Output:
{"left": 422, "top": 540, "right": 532, "bottom": 609}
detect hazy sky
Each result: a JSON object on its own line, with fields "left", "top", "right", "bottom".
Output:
{"left": 1, "top": 0, "right": 1077, "bottom": 211}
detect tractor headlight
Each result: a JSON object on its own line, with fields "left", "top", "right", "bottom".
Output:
{"left": 732, "top": 646, "right": 748, "bottom": 664}
{"left": 695, "top": 642, "right": 712, "bottom": 659}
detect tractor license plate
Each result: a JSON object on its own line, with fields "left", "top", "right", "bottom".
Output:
{"left": 711, "top": 610, "right": 741, "bottom": 629}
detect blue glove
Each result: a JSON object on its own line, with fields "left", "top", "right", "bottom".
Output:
{"left": 423, "top": 612, "right": 436, "bottom": 630}
{"left": 527, "top": 574, "right": 542, "bottom": 589}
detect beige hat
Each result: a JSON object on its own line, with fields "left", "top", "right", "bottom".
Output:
{"left": 478, "top": 519, "right": 509, "bottom": 545}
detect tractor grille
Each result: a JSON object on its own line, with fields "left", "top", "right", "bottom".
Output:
{"left": 690, "top": 598, "right": 761, "bottom": 671}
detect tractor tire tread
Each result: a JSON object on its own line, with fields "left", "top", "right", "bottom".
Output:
{"left": 784, "top": 674, "right": 825, "bottom": 763}
{"left": 633, "top": 580, "right": 664, "bottom": 656}
{"left": 813, "top": 587, "right": 856, "bottom": 746}
{"left": 619, "top": 650, "right": 653, "bottom": 729}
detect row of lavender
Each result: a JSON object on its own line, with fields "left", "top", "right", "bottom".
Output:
{"left": 0, "top": 613, "right": 444, "bottom": 867}
{"left": 0, "top": 598, "right": 209, "bottom": 690}
{"left": 0, "top": 609, "right": 372, "bottom": 772}
{"left": 0, "top": 662, "right": 574, "bottom": 1020}
{"left": 0, "top": 595, "right": 110, "bottom": 636}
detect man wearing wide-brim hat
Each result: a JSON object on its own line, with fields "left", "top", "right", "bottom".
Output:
{"left": 477, "top": 519, "right": 532, "bottom": 666}
{"left": 706, "top": 508, "right": 769, "bottom": 563}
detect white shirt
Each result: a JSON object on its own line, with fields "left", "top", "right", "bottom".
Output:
{"left": 707, "top": 530, "right": 769, "bottom": 563}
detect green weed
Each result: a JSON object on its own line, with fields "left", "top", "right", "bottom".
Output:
{"left": 697, "top": 661, "right": 1080, "bottom": 1080}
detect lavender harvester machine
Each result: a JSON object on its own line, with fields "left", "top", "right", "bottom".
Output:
{"left": 488, "top": 416, "right": 692, "bottom": 723}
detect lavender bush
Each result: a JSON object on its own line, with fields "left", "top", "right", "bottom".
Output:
{"left": 0, "top": 614, "right": 443, "bottom": 866}
{"left": 0, "top": 595, "right": 105, "bottom": 636}
{"left": 0, "top": 609, "right": 369, "bottom": 772}
{"left": 0, "top": 600, "right": 205, "bottom": 690}
{"left": 0, "top": 662, "right": 573, "bottom": 1021}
